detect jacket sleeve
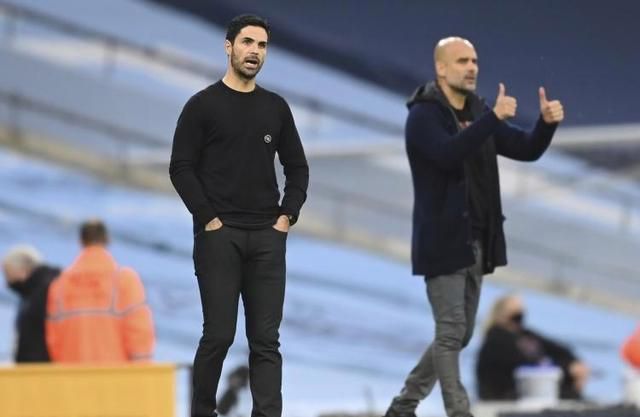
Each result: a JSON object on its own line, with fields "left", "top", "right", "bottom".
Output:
{"left": 528, "top": 329, "right": 577, "bottom": 369}
{"left": 622, "top": 326, "right": 640, "bottom": 368}
{"left": 405, "top": 102, "right": 501, "bottom": 171}
{"left": 494, "top": 114, "right": 558, "bottom": 161}
{"left": 117, "top": 268, "right": 155, "bottom": 362}
{"left": 481, "top": 326, "right": 535, "bottom": 369}
{"left": 276, "top": 99, "right": 309, "bottom": 225}
{"left": 45, "top": 279, "right": 61, "bottom": 362}
{"left": 169, "top": 95, "right": 218, "bottom": 226}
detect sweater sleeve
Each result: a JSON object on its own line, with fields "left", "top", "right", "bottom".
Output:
{"left": 405, "top": 101, "right": 501, "bottom": 171}
{"left": 494, "top": 114, "right": 558, "bottom": 161}
{"left": 169, "top": 95, "right": 218, "bottom": 226}
{"left": 276, "top": 99, "right": 309, "bottom": 225}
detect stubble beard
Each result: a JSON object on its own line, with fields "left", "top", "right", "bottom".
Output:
{"left": 231, "top": 50, "right": 261, "bottom": 81}
{"left": 449, "top": 81, "right": 475, "bottom": 96}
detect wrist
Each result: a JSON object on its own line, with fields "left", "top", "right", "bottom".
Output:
{"left": 279, "top": 214, "right": 291, "bottom": 225}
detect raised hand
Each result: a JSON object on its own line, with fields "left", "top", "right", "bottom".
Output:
{"left": 539, "top": 87, "right": 564, "bottom": 124}
{"left": 493, "top": 83, "right": 517, "bottom": 120}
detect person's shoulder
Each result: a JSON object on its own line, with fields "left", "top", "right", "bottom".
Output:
{"left": 185, "top": 83, "right": 222, "bottom": 106}
{"left": 113, "top": 268, "right": 146, "bottom": 308}
{"left": 43, "top": 265, "right": 61, "bottom": 281}
{"left": 116, "top": 267, "right": 143, "bottom": 287}
{"left": 486, "top": 325, "right": 517, "bottom": 341}
{"left": 409, "top": 100, "right": 442, "bottom": 112}
{"left": 197, "top": 83, "right": 217, "bottom": 98}
{"left": 31, "top": 265, "right": 60, "bottom": 284}
{"left": 407, "top": 100, "right": 448, "bottom": 124}
{"left": 256, "top": 85, "right": 289, "bottom": 108}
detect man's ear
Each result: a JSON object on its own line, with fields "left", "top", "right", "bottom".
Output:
{"left": 224, "top": 39, "right": 232, "bottom": 57}
{"left": 435, "top": 61, "right": 446, "bottom": 78}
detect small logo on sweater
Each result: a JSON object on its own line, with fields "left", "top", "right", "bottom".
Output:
{"left": 263, "top": 134, "right": 272, "bottom": 144}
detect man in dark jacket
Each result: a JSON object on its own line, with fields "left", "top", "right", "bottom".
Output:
{"left": 2, "top": 245, "right": 59, "bottom": 362}
{"left": 384, "top": 37, "right": 564, "bottom": 417}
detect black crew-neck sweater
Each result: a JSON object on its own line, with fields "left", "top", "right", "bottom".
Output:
{"left": 169, "top": 81, "right": 309, "bottom": 231}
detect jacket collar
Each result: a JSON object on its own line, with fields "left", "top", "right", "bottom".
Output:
{"left": 407, "top": 80, "right": 485, "bottom": 117}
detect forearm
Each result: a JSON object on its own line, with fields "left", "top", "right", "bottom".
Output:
{"left": 527, "top": 116, "right": 558, "bottom": 157}
{"left": 495, "top": 116, "right": 556, "bottom": 161}
{"left": 407, "top": 105, "right": 500, "bottom": 170}
{"left": 279, "top": 164, "right": 309, "bottom": 225}
{"left": 169, "top": 162, "right": 217, "bottom": 225}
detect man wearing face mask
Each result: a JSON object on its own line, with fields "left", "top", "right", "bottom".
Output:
{"left": 476, "top": 294, "right": 590, "bottom": 400}
{"left": 2, "top": 245, "right": 59, "bottom": 362}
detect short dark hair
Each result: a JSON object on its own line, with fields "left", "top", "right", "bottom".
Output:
{"left": 80, "top": 219, "right": 109, "bottom": 246}
{"left": 225, "top": 14, "right": 270, "bottom": 43}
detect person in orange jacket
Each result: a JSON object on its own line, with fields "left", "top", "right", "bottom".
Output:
{"left": 46, "top": 219, "right": 155, "bottom": 363}
{"left": 622, "top": 326, "right": 640, "bottom": 368}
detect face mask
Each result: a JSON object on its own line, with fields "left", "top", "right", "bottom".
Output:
{"left": 509, "top": 312, "right": 525, "bottom": 326}
{"left": 7, "top": 280, "right": 28, "bottom": 296}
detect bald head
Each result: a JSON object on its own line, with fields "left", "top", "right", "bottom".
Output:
{"left": 433, "top": 36, "right": 478, "bottom": 100}
{"left": 434, "top": 37, "right": 475, "bottom": 64}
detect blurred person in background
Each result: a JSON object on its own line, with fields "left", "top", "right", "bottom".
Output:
{"left": 217, "top": 365, "right": 250, "bottom": 416}
{"left": 476, "top": 294, "right": 589, "bottom": 400}
{"left": 384, "top": 36, "right": 564, "bottom": 417}
{"left": 622, "top": 325, "right": 640, "bottom": 369}
{"left": 169, "top": 13, "right": 308, "bottom": 417}
{"left": 46, "top": 219, "right": 154, "bottom": 362}
{"left": 2, "top": 245, "right": 59, "bottom": 362}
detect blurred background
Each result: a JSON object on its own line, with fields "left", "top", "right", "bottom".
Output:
{"left": 1, "top": 1, "right": 639, "bottom": 416}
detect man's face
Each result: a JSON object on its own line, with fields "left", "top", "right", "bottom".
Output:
{"left": 226, "top": 25, "right": 268, "bottom": 81}
{"left": 2, "top": 262, "right": 27, "bottom": 285}
{"left": 437, "top": 42, "right": 478, "bottom": 95}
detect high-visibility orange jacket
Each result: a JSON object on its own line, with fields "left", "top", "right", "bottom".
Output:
{"left": 46, "top": 246, "right": 155, "bottom": 363}
{"left": 622, "top": 326, "right": 640, "bottom": 368}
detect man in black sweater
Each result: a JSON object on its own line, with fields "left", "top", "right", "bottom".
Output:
{"left": 2, "top": 245, "right": 59, "bottom": 362}
{"left": 169, "top": 14, "right": 308, "bottom": 417}
{"left": 383, "top": 37, "right": 564, "bottom": 417}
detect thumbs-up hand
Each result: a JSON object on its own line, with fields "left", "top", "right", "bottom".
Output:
{"left": 493, "top": 83, "right": 517, "bottom": 120}
{"left": 539, "top": 87, "right": 564, "bottom": 124}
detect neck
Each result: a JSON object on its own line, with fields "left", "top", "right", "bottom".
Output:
{"left": 222, "top": 69, "right": 256, "bottom": 92}
{"left": 437, "top": 79, "right": 466, "bottom": 110}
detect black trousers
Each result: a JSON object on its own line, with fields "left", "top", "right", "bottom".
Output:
{"left": 191, "top": 225, "right": 287, "bottom": 417}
